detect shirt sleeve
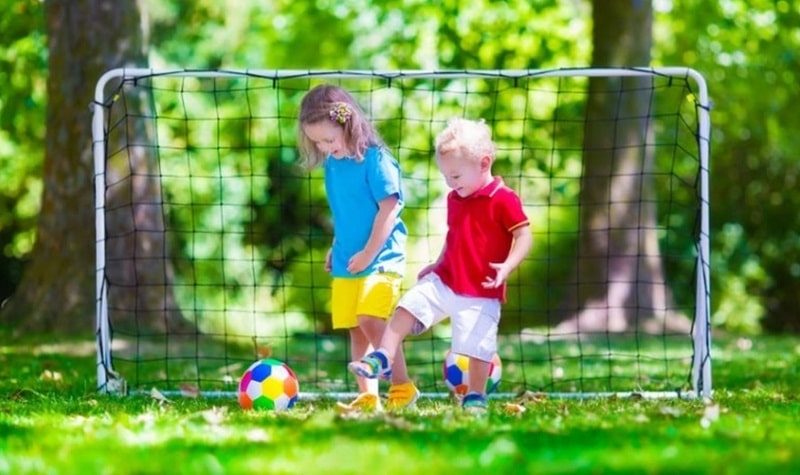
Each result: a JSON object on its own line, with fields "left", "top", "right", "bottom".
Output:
{"left": 366, "top": 147, "right": 404, "bottom": 204}
{"left": 497, "top": 188, "right": 529, "bottom": 231}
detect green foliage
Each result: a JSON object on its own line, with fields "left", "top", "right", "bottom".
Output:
{"left": 711, "top": 223, "right": 769, "bottom": 333}
{"left": 655, "top": 0, "right": 800, "bottom": 332}
{"left": 144, "top": 0, "right": 358, "bottom": 69}
{"left": 0, "top": 0, "right": 46, "bottom": 301}
{"left": 143, "top": 0, "right": 590, "bottom": 70}
{"left": 127, "top": 76, "right": 328, "bottom": 335}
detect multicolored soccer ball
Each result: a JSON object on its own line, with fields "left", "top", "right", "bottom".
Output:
{"left": 238, "top": 358, "right": 299, "bottom": 411}
{"left": 442, "top": 350, "right": 502, "bottom": 396}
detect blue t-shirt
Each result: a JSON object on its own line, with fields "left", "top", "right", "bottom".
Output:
{"left": 324, "top": 146, "right": 407, "bottom": 278}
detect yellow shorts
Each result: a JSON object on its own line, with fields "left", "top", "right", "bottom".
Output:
{"left": 331, "top": 273, "right": 402, "bottom": 329}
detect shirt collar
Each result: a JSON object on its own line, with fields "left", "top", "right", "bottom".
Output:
{"left": 456, "top": 176, "right": 504, "bottom": 200}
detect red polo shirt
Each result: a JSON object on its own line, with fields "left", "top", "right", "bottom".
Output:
{"left": 432, "top": 176, "right": 529, "bottom": 303}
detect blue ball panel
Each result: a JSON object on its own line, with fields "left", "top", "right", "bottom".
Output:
{"left": 445, "top": 366, "right": 464, "bottom": 385}
{"left": 250, "top": 362, "right": 273, "bottom": 382}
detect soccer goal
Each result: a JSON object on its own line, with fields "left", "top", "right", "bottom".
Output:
{"left": 92, "top": 68, "right": 711, "bottom": 400}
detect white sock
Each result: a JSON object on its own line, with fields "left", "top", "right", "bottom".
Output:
{"left": 366, "top": 377, "right": 379, "bottom": 396}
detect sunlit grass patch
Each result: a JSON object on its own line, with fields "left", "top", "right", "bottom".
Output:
{"left": 1, "top": 332, "right": 800, "bottom": 473}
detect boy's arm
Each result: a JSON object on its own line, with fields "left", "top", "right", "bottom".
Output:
{"left": 483, "top": 224, "right": 533, "bottom": 289}
{"left": 346, "top": 194, "right": 401, "bottom": 274}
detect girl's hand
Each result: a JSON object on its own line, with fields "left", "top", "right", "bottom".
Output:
{"left": 325, "top": 248, "right": 332, "bottom": 273}
{"left": 346, "top": 250, "right": 371, "bottom": 274}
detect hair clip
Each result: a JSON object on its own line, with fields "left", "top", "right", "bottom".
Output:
{"left": 329, "top": 102, "right": 353, "bottom": 125}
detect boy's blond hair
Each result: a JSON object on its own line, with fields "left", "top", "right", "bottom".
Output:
{"left": 435, "top": 118, "right": 496, "bottom": 163}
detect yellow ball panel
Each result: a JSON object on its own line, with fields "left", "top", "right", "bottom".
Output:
{"left": 455, "top": 355, "right": 470, "bottom": 371}
{"left": 261, "top": 377, "right": 286, "bottom": 400}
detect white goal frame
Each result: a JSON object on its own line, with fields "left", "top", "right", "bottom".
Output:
{"left": 92, "top": 67, "right": 712, "bottom": 399}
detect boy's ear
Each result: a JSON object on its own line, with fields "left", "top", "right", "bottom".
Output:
{"left": 480, "top": 155, "right": 492, "bottom": 170}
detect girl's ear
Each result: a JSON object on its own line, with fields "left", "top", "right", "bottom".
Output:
{"left": 480, "top": 155, "right": 492, "bottom": 171}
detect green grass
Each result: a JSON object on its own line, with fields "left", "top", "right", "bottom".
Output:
{"left": 2, "top": 333, "right": 800, "bottom": 474}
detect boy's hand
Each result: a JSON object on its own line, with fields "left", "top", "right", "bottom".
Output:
{"left": 482, "top": 262, "right": 510, "bottom": 288}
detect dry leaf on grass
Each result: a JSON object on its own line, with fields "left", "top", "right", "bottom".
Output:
{"left": 252, "top": 336, "right": 273, "bottom": 359}
{"left": 517, "top": 390, "right": 548, "bottom": 403}
{"left": 179, "top": 384, "right": 200, "bottom": 398}
{"left": 150, "top": 387, "right": 171, "bottom": 404}
{"left": 40, "top": 370, "right": 63, "bottom": 382}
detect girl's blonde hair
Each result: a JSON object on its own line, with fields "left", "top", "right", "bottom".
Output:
{"left": 435, "top": 118, "right": 496, "bottom": 163}
{"left": 297, "top": 84, "right": 384, "bottom": 169}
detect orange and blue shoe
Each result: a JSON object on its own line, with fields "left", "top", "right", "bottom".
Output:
{"left": 348, "top": 350, "right": 392, "bottom": 380}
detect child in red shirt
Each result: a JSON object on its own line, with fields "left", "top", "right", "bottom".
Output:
{"left": 349, "top": 118, "right": 533, "bottom": 412}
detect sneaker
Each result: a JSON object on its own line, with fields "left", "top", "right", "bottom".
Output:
{"left": 348, "top": 350, "right": 392, "bottom": 380}
{"left": 461, "top": 392, "right": 488, "bottom": 414}
{"left": 335, "top": 392, "right": 382, "bottom": 414}
{"left": 386, "top": 382, "right": 420, "bottom": 411}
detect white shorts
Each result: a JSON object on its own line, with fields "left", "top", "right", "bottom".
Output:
{"left": 396, "top": 273, "right": 501, "bottom": 362}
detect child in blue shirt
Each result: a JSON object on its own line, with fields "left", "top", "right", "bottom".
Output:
{"left": 297, "top": 85, "right": 419, "bottom": 411}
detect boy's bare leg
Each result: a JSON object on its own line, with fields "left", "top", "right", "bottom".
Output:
{"left": 462, "top": 356, "right": 491, "bottom": 413}
{"left": 378, "top": 307, "right": 417, "bottom": 361}
{"left": 466, "top": 357, "right": 491, "bottom": 396}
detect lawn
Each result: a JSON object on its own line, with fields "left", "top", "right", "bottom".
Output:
{"left": 1, "top": 331, "right": 799, "bottom": 474}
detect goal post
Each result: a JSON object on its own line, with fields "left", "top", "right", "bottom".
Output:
{"left": 92, "top": 67, "right": 712, "bottom": 400}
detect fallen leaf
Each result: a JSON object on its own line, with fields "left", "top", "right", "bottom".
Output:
{"left": 634, "top": 413, "right": 650, "bottom": 423}
{"left": 201, "top": 407, "right": 227, "bottom": 425}
{"left": 335, "top": 401, "right": 355, "bottom": 414}
{"left": 252, "top": 336, "right": 272, "bottom": 359}
{"left": 659, "top": 405, "right": 683, "bottom": 417}
{"left": 702, "top": 403, "right": 720, "bottom": 422}
{"left": 517, "top": 390, "right": 547, "bottom": 403}
{"left": 179, "top": 384, "right": 200, "bottom": 398}
{"left": 257, "top": 345, "right": 273, "bottom": 359}
{"left": 40, "top": 370, "right": 63, "bottom": 382}
{"left": 150, "top": 387, "right": 171, "bottom": 404}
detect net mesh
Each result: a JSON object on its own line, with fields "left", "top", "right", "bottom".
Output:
{"left": 94, "top": 69, "right": 709, "bottom": 397}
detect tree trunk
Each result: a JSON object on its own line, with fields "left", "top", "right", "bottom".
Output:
{"left": 554, "top": 0, "right": 690, "bottom": 334}
{"left": 0, "top": 0, "right": 191, "bottom": 335}
{"left": 102, "top": 82, "right": 193, "bottom": 335}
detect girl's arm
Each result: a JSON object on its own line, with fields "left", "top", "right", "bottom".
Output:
{"left": 346, "top": 194, "right": 401, "bottom": 274}
{"left": 325, "top": 242, "right": 333, "bottom": 273}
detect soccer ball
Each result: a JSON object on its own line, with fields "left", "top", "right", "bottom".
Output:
{"left": 238, "top": 358, "right": 299, "bottom": 411}
{"left": 442, "top": 350, "right": 502, "bottom": 396}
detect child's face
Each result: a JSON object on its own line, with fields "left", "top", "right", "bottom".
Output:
{"left": 436, "top": 151, "right": 490, "bottom": 197}
{"left": 303, "top": 120, "right": 350, "bottom": 159}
